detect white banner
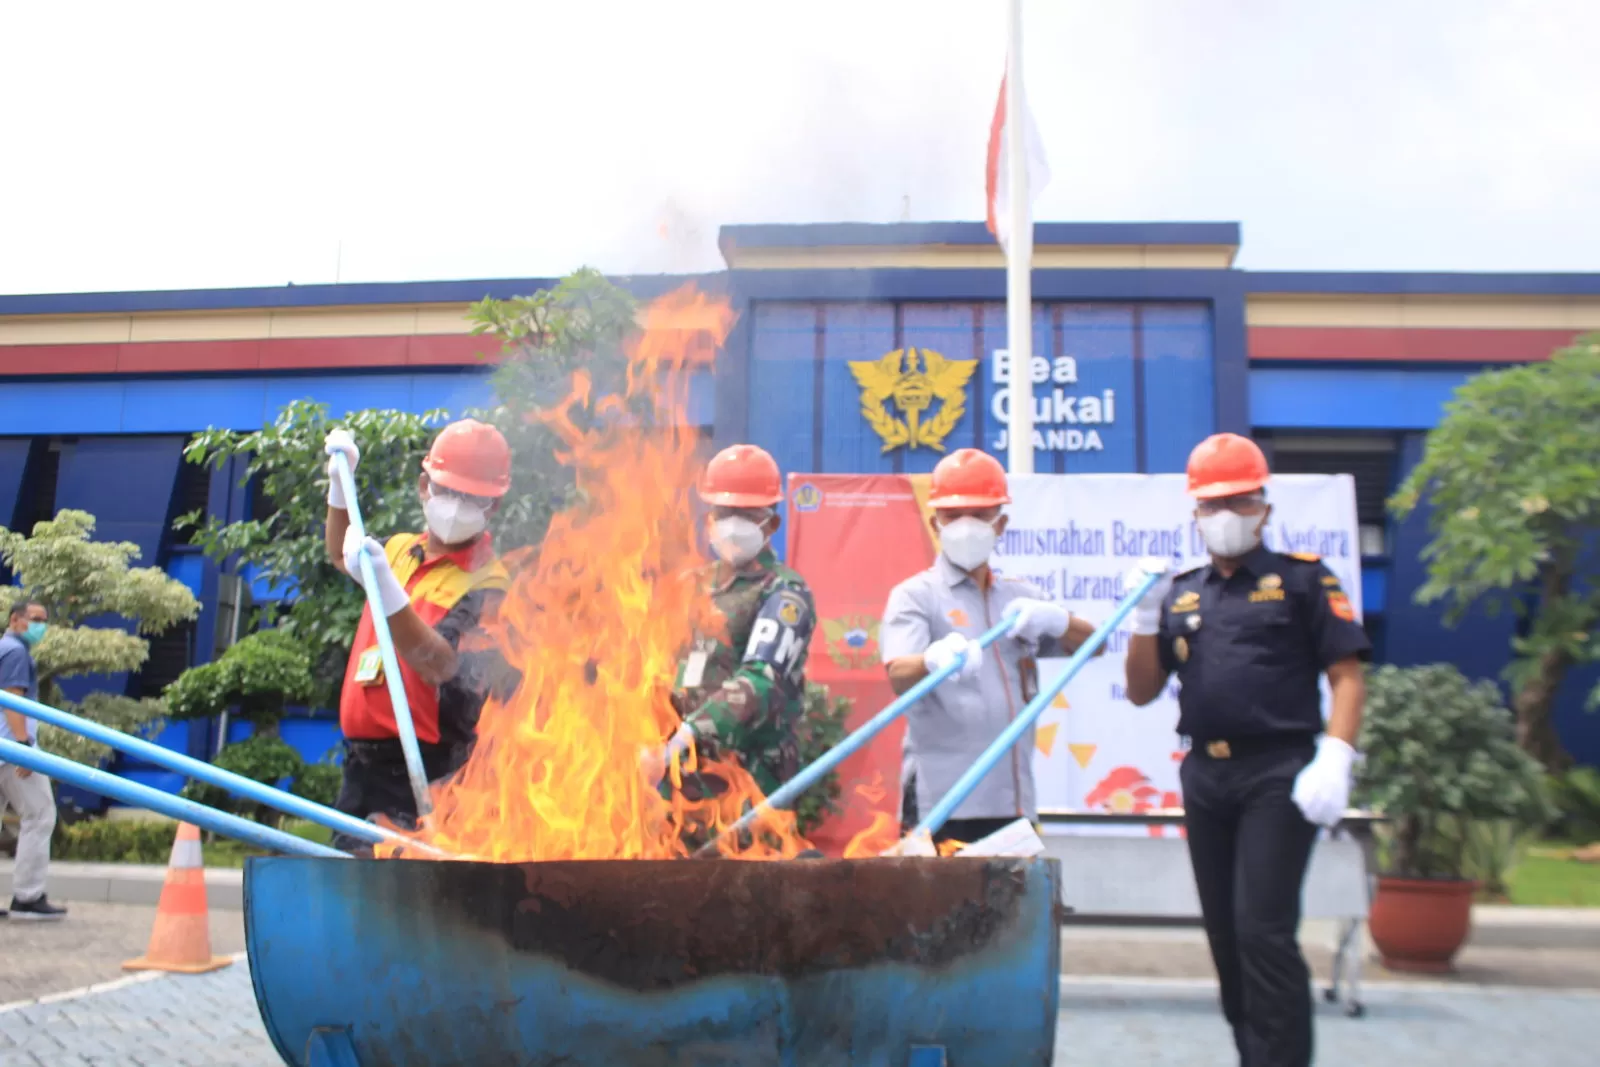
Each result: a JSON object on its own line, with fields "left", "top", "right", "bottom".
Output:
{"left": 994, "top": 474, "right": 1363, "bottom": 836}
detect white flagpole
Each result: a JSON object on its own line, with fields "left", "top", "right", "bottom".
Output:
{"left": 1004, "top": 0, "right": 1034, "bottom": 476}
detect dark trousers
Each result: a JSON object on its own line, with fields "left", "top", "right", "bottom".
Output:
{"left": 1180, "top": 739, "right": 1319, "bottom": 1067}
{"left": 331, "top": 739, "right": 463, "bottom": 854}
{"left": 901, "top": 772, "right": 1016, "bottom": 847}
{"left": 934, "top": 817, "right": 1017, "bottom": 847}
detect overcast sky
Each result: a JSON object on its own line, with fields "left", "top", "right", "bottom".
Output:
{"left": 2, "top": 0, "right": 1596, "bottom": 296}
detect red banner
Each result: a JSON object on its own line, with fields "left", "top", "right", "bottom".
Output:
{"left": 786, "top": 474, "right": 937, "bottom": 854}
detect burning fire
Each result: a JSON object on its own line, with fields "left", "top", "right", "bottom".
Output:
{"left": 383, "top": 285, "right": 826, "bottom": 863}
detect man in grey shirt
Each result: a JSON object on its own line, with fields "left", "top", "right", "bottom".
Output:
{"left": 881, "top": 450, "right": 1101, "bottom": 846}
{"left": 0, "top": 599, "right": 67, "bottom": 920}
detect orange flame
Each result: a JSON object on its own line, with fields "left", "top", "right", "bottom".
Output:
{"left": 841, "top": 779, "right": 901, "bottom": 858}
{"left": 384, "top": 284, "right": 814, "bottom": 862}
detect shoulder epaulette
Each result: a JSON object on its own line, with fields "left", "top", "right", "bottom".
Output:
{"left": 1285, "top": 552, "right": 1322, "bottom": 563}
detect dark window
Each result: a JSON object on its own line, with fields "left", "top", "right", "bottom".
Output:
{"left": 21, "top": 440, "right": 64, "bottom": 532}
{"left": 168, "top": 454, "right": 213, "bottom": 546}
{"left": 1257, "top": 434, "right": 1397, "bottom": 557}
{"left": 134, "top": 621, "right": 194, "bottom": 698}
{"left": 249, "top": 474, "right": 279, "bottom": 525}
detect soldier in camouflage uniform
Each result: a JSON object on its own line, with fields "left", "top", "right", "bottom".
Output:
{"left": 648, "top": 444, "right": 816, "bottom": 803}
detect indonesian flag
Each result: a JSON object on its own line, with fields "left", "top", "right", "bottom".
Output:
{"left": 984, "top": 71, "right": 1051, "bottom": 254}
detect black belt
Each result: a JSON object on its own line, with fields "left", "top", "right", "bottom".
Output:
{"left": 1185, "top": 732, "right": 1317, "bottom": 761}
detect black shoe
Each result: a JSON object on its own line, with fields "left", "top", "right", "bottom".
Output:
{"left": 9, "top": 895, "right": 67, "bottom": 921}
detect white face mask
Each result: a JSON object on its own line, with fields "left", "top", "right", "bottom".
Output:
{"left": 710, "top": 516, "right": 767, "bottom": 566}
{"left": 939, "top": 516, "right": 999, "bottom": 571}
{"left": 425, "top": 494, "right": 489, "bottom": 546}
{"left": 1197, "top": 511, "right": 1263, "bottom": 558}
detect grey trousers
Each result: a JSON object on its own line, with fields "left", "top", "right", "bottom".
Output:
{"left": 0, "top": 765, "right": 56, "bottom": 903}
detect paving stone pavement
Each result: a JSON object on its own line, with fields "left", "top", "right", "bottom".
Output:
{"left": 1054, "top": 979, "right": 1597, "bottom": 1066}
{"left": 2, "top": 962, "right": 1596, "bottom": 1066}
{"left": 0, "top": 964, "right": 274, "bottom": 1067}
{"left": 0, "top": 903, "right": 246, "bottom": 1004}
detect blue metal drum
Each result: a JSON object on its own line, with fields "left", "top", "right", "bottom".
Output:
{"left": 244, "top": 855, "right": 1061, "bottom": 1066}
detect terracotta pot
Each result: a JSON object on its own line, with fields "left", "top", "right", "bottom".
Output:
{"left": 1369, "top": 876, "right": 1478, "bottom": 973}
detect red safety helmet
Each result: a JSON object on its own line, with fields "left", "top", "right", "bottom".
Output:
{"left": 1186, "top": 433, "right": 1270, "bottom": 500}
{"left": 422, "top": 419, "right": 512, "bottom": 499}
{"left": 698, "top": 445, "right": 781, "bottom": 507}
{"left": 928, "top": 449, "right": 1011, "bottom": 508}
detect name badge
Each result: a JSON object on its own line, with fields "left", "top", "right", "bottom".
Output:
{"left": 682, "top": 650, "right": 709, "bottom": 689}
{"left": 353, "top": 647, "right": 385, "bottom": 687}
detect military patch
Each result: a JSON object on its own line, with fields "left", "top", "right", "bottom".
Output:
{"left": 1258, "top": 573, "right": 1282, "bottom": 592}
{"left": 1249, "top": 589, "right": 1286, "bottom": 603}
{"left": 777, "top": 596, "right": 803, "bottom": 627}
{"left": 1321, "top": 575, "right": 1342, "bottom": 588}
{"left": 1327, "top": 590, "right": 1355, "bottom": 622}
{"left": 1288, "top": 552, "right": 1321, "bottom": 562}
{"left": 1172, "top": 591, "right": 1200, "bottom": 613}
{"left": 1174, "top": 636, "right": 1189, "bottom": 663}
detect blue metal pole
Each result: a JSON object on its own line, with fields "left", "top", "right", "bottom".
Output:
{"left": 0, "top": 736, "right": 348, "bottom": 858}
{"left": 912, "top": 569, "right": 1164, "bottom": 841}
{"left": 329, "top": 448, "right": 432, "bottom": 819}
{"left": 0, "top": 689, "right": 447, "bottom": 856}
{"left": 694, "top": 612, "right": 1020, "bottom": 855}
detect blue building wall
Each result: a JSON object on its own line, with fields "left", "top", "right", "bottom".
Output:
{"left": 745, "top": 300, "right": 1213, "bottom": 480}
{"left": 3, "top": 268, "right": 1595, "bottom": 779}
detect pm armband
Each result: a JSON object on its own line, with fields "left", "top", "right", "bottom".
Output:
{"left": 742, "top": 588, "right": 815, "bottom": 676}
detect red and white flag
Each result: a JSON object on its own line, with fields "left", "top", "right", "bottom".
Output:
{"left": 984, "top": 70, "right": 1051, "bottom": 254}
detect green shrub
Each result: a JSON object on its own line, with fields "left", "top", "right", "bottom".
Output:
{"left": 1546, "top": 767, "right": 1600, "bottom": 844}
{"left": 1354, "top": 663, "right": 1552, "bottom": 880}
{"left": 793, "top": 683, "right": 851, "bottom": 836}
{"left": 291, "top": 753, "right": 343, "bottom": 808}
{"left": 53, "top": 817, "right": 178, "bottom": 864}
{"left": 183, "top": 734, "right": 305, "bottom": 826}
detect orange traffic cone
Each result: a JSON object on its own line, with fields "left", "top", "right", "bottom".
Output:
{"left": 122, "top": 822, "right": 233, "bottom": 974}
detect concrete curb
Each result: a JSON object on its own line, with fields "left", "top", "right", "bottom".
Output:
{"left": 1, "top": 860, "right": 244, "bottom": 911}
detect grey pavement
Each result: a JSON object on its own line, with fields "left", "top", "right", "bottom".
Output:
{"left": 0, "top": 903, "right": 245, "bottom": 1005}
{"left": 1, "top": 961, "right": 1595, "bottom": 1067}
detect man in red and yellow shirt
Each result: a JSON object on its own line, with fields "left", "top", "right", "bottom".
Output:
{"left": 323, "top": 418, "right": 516, "bottom": 851}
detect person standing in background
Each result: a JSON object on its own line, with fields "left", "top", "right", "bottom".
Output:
{"left": 0, "top": 599, "right": 68, "bottom": 920}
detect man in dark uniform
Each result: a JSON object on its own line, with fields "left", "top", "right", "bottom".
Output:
{"left": 645, "top": 444, "right": 816, "bottom": 811}
{"left": 1124, "top": 433, "right": 1370, "bottom": 1067}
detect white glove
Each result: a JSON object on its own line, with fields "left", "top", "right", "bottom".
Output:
{"left": 1292, "top": 736, "right": 1356, "bottom": 827}
{"left": 1006, "top": 598, "right": 1072, "bottom": 643}
{"left": 342, "top": 529, "right": 408, "bottom": 617}
{"left": 324, "top": 429, "right": 361, "bottom": 509}
{"left": 923, "top": 632, "right": 982, "bottom": 681}
{"left": 882, "top": 829, "right": 938, "bottom": 857}
{"left": 1126, "top": 556, "right": 1175, "bottom": 636}
{"left": 639, "top": 723, "right": 696, "bottom": 787}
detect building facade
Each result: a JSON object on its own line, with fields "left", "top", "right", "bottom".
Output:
{"left": 2, "top": 221, "right": 1596, "bottom": 793}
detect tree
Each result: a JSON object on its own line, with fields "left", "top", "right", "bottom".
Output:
{"left": 1390, "top": 336, "right": 1600, "bottom": 768}
{"left": 179, "top": 400, "right": 449, "bottom": 702}
{"left": 463, "top": 266, "right": 643, "bottom": 551}
{"left": 0, "top": 510, "right": 200, "bottom": 765}
{"left": 163, "top": 629, "right": 337, "bottom": 822}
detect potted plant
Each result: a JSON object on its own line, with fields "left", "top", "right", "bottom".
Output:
{"left": 1353, "top": 663, "right": 1550, "bottom": 972}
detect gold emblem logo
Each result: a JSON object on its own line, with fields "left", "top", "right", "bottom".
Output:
{"left": 1258, "top": 574, "right": 1282, "bottom": 591}
{"left": 1174, "top": 636, "right": 1189, "bottom": 662}
{"left": 820, "top": 614, "right": 880, "bottom": 670}
{"left": 849, "top": 347, "right": 978, "bottom": 453}
{"left": 1173, "top": 591, "right": 1200, "bottom": 613}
